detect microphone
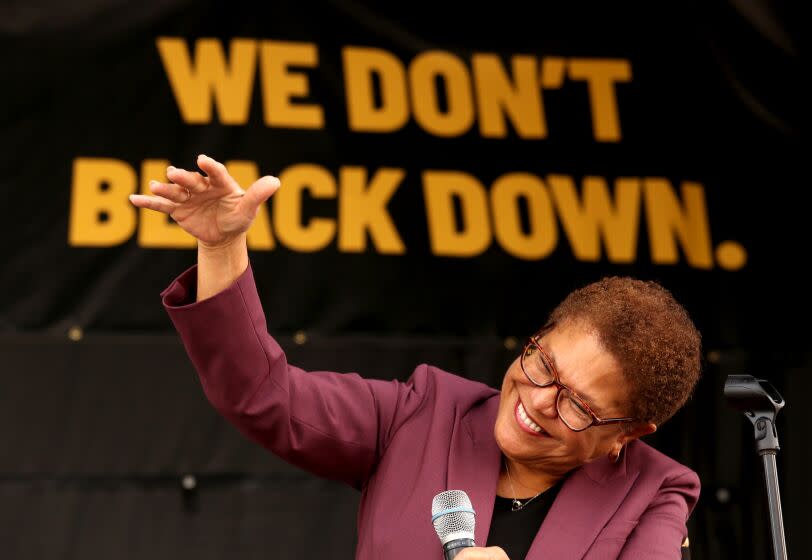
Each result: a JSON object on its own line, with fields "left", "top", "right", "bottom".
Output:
{"left": 431, "top": 490, "right": 476, "bottom": 560}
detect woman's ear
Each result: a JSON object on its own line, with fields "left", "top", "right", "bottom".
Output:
{"left": 612, "top": 423, "right": 657, "bottom": 457}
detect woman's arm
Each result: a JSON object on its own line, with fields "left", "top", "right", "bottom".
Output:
{"left": 161, "top": 263, "right": 428, "bottom": 487}
{"left": 134, "top": 156, "right": 426, "bottom": 487}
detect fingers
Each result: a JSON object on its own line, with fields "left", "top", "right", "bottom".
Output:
{"left": 128, "top": 194, "right": 178, "bottom": 214}
{"left": 456, "top": 547, "right": 510, "bottom": 560}
{"left": 149, "top": 180, "right": 192, "bottom": 204}
{"left": 242, "top": 175, "right": 281, "bottom": 209}
{"left": 145, "top": 156, "right": 276, "bottom": 211}
{"left": 196, "top": 154, "right": 239, "bottom": 191}
{"left": 166, "top": 165, "right": 208, "bottom": 194}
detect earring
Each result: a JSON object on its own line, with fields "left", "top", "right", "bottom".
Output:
{"left": 610, "top": 447, "right": 623, "bottom": 463}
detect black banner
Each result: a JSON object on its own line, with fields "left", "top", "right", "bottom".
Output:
{"left": 1, "top": 2, "right": 804, "bottom": 350}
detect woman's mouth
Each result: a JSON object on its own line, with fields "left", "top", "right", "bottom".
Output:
{"left": 514, "top": 399, "right": 549, "bottom": 437}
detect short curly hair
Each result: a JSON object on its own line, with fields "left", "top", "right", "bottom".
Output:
{"left": 548, "top": 276, "right": 701, "bottom": 426}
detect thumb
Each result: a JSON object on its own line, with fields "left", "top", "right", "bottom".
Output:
{"left": 241, "top": 175, "right": 281, "bottom": 211}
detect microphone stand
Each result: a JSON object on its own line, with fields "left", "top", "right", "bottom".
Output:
{"left": 724, "top": 374, "right": 788, "bottom": 560}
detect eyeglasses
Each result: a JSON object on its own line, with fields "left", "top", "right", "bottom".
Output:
{"left": 519, "top": 325, "right": 635, "bottom": 432}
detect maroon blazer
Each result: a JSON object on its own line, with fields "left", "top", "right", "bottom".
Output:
{"left": 162, "top": 264, "right": 700, "bottom": 560}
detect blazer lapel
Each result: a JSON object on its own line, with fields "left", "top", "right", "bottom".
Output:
{"left": 446, "top": 396, "right": 503, "bottom": 547}
{"left": 527, "top": 454, "right": 640, "bottom": 559}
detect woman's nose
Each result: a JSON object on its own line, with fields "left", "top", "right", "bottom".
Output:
{"left": 530, "top": 384, "right": 559, "bottom": 418}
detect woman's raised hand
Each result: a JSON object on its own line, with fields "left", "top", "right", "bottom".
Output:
{"left": 128, "top": 154, "right": 280, "bottom": 249}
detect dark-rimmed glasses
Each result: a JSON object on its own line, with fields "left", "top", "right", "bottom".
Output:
{"left": 520, "top": 325, "right": 635, "bottom": 432}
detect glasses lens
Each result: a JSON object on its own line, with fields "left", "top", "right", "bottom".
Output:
{"left": 557, "top": 388, "right": 593, "bottom": 431}
{"left": 523, "top": 344, "right": 555, "bottom": 386}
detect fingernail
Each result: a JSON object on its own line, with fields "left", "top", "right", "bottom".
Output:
{"left": 167, "top": 165, "right": 176, "bottom": 172}
{"left": 149, "top": 180, "right": 158, "bottom": 186}
{"left": 198, "top": 154, "right": 207, "bottom": 160}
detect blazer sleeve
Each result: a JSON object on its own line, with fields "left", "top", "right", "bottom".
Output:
{"left": 617, "top": 469, "right": 700, "bottom": 559}
{"left": 161, "top": 263, "right": 429, "bottom": 489}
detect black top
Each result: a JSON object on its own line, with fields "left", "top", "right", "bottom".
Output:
{"left": 485, "top": 481, "right": 564, "bottom": 560}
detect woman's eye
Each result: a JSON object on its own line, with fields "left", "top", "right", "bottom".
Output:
{"left": 534, "top": 356, "right": 551, "bottom": 377}
{"left": 570, "top": 397, "right": 590, "bottom": 418}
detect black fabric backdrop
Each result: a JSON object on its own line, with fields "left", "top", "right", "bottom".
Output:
{"left": 1, "top": 1, "right": 808, "bottom": 559}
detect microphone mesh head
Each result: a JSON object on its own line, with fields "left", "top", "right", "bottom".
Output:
{"left": 431, "top": 490, "right": 475, "bottom": 545}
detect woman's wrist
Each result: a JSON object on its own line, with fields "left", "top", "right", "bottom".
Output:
{"left": 196, "top": 233, "right": 249, "bottom": 301}
{"left": 198, "top": 232, "right": 248, "bottom": 252}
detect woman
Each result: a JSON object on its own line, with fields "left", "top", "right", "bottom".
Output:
{"left": 130, "top": 155, "right": 702, "bottom": 560}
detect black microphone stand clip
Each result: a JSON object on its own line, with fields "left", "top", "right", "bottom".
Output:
{"left": 724, "top": 374, "right": 788, "bottom": 560}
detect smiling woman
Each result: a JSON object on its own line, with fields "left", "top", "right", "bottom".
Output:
{"left": 132, "top": 155, "right": 703, "bottom": 560}
{"left": 495, "top": 322, "right": 643, "bottom": 484}
{"left": 484, "top": 279, "right": 700, "bottom": 559}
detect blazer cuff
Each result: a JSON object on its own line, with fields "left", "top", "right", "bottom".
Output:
{"left": 160, "top": 262, "right": 255, "bottom": 309}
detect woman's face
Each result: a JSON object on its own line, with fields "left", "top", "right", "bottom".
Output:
{"left": 494, "top": 321, "right": 634, "bottom": 477}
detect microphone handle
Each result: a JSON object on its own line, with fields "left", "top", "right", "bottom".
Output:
{"left": 444, "top": 538, "right": 475, "bottom": 560}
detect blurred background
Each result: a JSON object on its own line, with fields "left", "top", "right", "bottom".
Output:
{"left": 1, "top": 1, "right": 807, "bottom": 558}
